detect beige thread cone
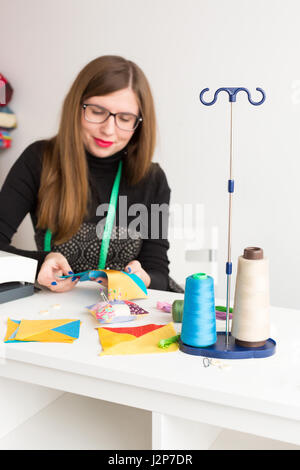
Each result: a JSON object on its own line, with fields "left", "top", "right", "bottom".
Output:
{"left": 231, "top": 247, "right": 270, "bottom": 346}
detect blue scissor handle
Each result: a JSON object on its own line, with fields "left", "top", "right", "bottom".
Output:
{"left": 199, "top": 87, "right": 266, "bottom": 106}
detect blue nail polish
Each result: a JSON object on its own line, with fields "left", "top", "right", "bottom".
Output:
{"left": 51, "top": 281, "right": 57, "bottom": 286}
{"left": 71, "top": 276, "right": 77, "bottom": 281}
{"left": 127, "top": 267, "right": 131, "bottom": 273}
{"left": 97, "top": 280, "right": 103, "bottom": 284}
{"left": 68, "top": 271, "right": 74, "bottom": 275}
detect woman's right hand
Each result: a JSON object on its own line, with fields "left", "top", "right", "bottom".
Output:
{"left": 37, "top": 252, "right": 79, "bottom": 292}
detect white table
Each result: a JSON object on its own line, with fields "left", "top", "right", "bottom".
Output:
{"left": 0, "top": 283, "right": 299, "bottom": 450}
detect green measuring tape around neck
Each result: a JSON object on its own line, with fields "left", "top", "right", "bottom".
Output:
{"left": 44, "top": 160, "right": 123, "bottom": 270}
{"left": 98, "top": 160, "right": 122, "bottom": 269}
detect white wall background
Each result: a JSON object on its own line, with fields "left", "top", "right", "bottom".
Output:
{"left": 1, "top": 0, "right": 300, "bottom": 308}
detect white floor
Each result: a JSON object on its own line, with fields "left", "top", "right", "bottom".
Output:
{"left": 0, "top": 392, "right": 299, "bottom": 450}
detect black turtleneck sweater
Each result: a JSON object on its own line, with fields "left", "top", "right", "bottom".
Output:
{"left": 0, "top": 140, "right": 171, "bottom": 290}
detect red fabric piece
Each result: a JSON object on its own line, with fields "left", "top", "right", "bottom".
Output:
{"left": 101, "top": 323, "right": 164, "bottom": 337}
{"left": 0, "top": 74, "right": 13, "bottom": 106}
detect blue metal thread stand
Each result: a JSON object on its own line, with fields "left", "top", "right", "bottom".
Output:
{"left": 199, "top": 87, "right": 266, "bottom": 348}
{"left": 179, "top": 334, "right": 276, "bottom": 359}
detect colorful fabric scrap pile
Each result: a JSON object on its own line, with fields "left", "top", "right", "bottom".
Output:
{"left": 86, "top": 299, "right": 149, "bottom": 324}
{"left": 0, "top": 74, "right": 16, "bottom": 149}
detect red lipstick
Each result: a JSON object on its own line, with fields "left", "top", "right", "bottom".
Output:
{"left": 93, "top": 137, "right": 114, "bottom": 148}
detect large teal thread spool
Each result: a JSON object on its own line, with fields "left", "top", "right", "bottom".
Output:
{"left": 181, "top": 273, "right": 217, "bottom": 348}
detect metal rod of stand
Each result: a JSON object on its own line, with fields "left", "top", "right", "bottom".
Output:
{"left": 226, "top": 102, "right": 234, "bottom": 347}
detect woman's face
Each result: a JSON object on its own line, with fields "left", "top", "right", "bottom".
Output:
{"left": 81, "top": 87, "right": 140, "bottom": 158}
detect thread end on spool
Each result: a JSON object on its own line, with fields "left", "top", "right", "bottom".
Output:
{"left": 192, "top": 272, "right": 208, "bottom": 280}
{"left": 243, "top": 247, "right": 263, "bottom": 260}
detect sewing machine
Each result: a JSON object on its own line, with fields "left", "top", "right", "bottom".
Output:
{"left": 0, "top": 251, "right": 38, "bottom": 304}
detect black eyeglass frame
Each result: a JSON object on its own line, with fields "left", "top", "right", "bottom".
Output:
{"left": 82, "top": 103, "right": 142, "bottom": 131}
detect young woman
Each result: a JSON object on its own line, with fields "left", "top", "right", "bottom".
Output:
{"left": 0, "top": 55, "right": 183, "bottom": 293}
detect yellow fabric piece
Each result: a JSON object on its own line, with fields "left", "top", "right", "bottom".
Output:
{"left": 4, "top": 318, "right": 19, "bottom": 342}
{"left": 98, "top": 322, "right": 178, "bottom": 356}
{"left": 98, "top": 329, "right": 136, "bottom": 349}
{"left": 15, "top": 319, "right": 75, "bottom": 341}
{"left": 4, "top": 319, "right": 80, "bottom": 343}
{"left": 104, "top": 270, "right": 147, "bottom": 300}
{"left": 0, "top": 113, "right": 17, "bottom": 129}
{"left": 16, "top": 328, "right": 74, "bottom": 343}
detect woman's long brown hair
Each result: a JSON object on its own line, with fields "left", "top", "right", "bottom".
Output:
{"left": 37, "top": 55, "right": 156, "bottom": 245}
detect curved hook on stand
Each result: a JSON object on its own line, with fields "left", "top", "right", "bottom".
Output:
{"left": 199, "top": 87, "right": 266, "bottom": 106}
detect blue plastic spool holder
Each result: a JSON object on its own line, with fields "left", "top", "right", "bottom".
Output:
{"left": 179, "top": 333, "right": 276, "bottom": 359}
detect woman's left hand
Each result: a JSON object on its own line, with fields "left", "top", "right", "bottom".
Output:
{"left": 124, "top": 260, "right": 151, "bottom": 288}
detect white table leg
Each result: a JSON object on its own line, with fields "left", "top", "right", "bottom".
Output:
{"left": 152, "top": 412, "right": 222, "bottom": 450}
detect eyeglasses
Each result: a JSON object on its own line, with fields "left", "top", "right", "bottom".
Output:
{"left": 82, "top": 104, "right": 142, "bottom": 131}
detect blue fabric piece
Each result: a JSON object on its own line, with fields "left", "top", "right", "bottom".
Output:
{"left": 59, "top": 270, "right": 90, "bottom": 281}
{"left": 122, "top": 271, "right": 147, "bottom": 295}
{"left": 51, "top": 320, "right": 80, "bottom": 339}
{"left": 60, "top": 270, "right": 107, "bottom": 282}
{"left": 0, "top": 105, "right": 14, "bottom": 114}
{"left": 88, "top": 270, "right": 107, "bottom": 281}
{"left": 8, "top": 319, "right": 21, "bottom": 341}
